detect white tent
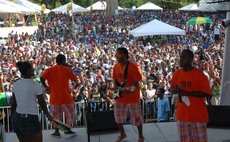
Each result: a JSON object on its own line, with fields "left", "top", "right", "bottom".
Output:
{"left": 178, "top": 3, "right": 198, "bottom": 11}
{"left": 136, "top": 2, "right": 163, "bottom": 10}
{"left": 14, "top": 0, "right": 50, "bottom": 14}
{"left": 129, "top": 19, "right": 185, "bottom": 37}
{"left": 197, "top": 2, "right": 228, "bottom": 12}
{"left": 87, "top": 1, "right": 106, "bottom": 10}
{"left": 52, "top": 2, "right": 89, "bottom": 13}
{"left": 0, "top": 2, "right": 22, "bottom": 13}
{"left": 0, "top": 0, "right": 37, "bottom": 14}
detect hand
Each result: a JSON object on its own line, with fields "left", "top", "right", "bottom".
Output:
{"left": 46, "top": 113, "right": 53, "bottom": 121}
{"left": 171, "top": 85, "right": 181, "bottom": 94}
{"left": 129, "top": 86, "right": 136, "bottom": 92}
{"left": 44, "top": 87, "right": 50, "bottom": 94}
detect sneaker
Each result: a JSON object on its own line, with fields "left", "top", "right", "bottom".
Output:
{"left": 50, "top": 131, "right": 61, "bottom": 138}
{"left": 64, "top": 130, "right": 76, "bottom": 136}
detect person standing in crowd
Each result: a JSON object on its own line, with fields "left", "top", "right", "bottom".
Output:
{"left": 170, "top": 49, "right": 213, "bottom": 142}
{"left": 11, "top": 61, "right": 53, "bottom": 142}
{"left": 113, "top": 47, "right": 144, "bottom": 142}
{"left": 40, "top": 54, "right": 77, "bottom": 137}
{"left": 156, "top": 86, "right": 170, "bottom": 122}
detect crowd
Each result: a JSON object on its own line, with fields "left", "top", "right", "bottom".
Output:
{"left": 0, "top": 10, "right": 225, "bottom": 124}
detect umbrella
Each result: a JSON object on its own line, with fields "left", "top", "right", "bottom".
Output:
{"left": 187, "top": 17, "right": 212, "bottom": 25}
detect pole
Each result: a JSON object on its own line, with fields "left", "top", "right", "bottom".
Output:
{"left": 71, "top": 1, "right": 74, "bottom": 36}
{"left": 220, "top": 1, "right": 230, "bottom": 105}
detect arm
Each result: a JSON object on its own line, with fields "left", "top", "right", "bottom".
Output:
{"left": 40, "top": 77, "right": 48, "bottom": 88}
{"left": 40, "top": 77, "right": 50, "bottom": 94}
{"left": 37, "top": 94, "right": 53, "bottom": 121}
{"left": 179, "top": 90, "right": 211, "bottom": 98}
{"left": 10, "top": 93, "right": 17, "bottom": 121}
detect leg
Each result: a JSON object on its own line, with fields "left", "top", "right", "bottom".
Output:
{"left": 114, "top": 102, "right": 128, "bottom": 142}
{"left": 137, "top": 125, "right": 144, "bottom": 142}
{"left": 177, "top": 121, "right": 191, "bottom": 142}
{"left": 16, "top": 133, "right": 26, "bottom": 142}
{"left": 16, "top": 131, "right": 43, "bottom": 142}
{"left": 28, "top": 131, "right": 43, "bottom": 142}
{"left": 191, "top": 122, "right": 207, "bottom": 142}
{"left": 116, "top": 123, "right": 127, "bottom": 141}
{"left": 49, "top": 105, "right": 61, "bottom": 136}
{"left": 129, "top": 102, "right": 144, "bottom": 141}
{"left": 62, "top": 103, "right": 77, "bottom": 134}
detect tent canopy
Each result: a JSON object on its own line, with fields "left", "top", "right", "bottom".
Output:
{"left": 136, "top": 2, "right": 163, "bottom": 10}
{"left": 87, "top": 1, "right": 106, "bottom": 10}
{"left": 178, "top": 3, "right": 198, "bottom": 11}
{"left": 86, "top": 1, "right": 124, "bottom": 11}
{"left": 197, "top": 2, "right": 228, "bottom": 12}
{"left": 0, "top": 0, "right": 38, "bottom": 14}
{"left": 52, "top": 2, "right": 89, "bottom": 13}
{"left": 129, "top": 19, "right": 185, "bottom": 37}
{"left": 14, "top": 0, "right": 50, "bottom": 14}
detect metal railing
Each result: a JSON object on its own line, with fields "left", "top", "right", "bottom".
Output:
{"left": 1, "top": 99, "right": 173, "bottom": 132}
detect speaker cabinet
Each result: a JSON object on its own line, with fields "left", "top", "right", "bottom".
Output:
{"left": 86, "top": 110, "right": 118, "bottom": 133}
{"left": 208, "top": 105, "right": 230, "bottom": 127}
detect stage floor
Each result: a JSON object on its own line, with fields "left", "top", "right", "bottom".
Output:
{"left": 6, "top": 122, "right": 230, "bottom": 142}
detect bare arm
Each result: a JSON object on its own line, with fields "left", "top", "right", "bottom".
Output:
{"left": 10, "top": 93, "right": 17, "bottom": 121}
{"left": 37, "top": 94, "right": 53, "bottom": 121}
{"left": 179, "top": 90, "right": 211, "bottom": 98}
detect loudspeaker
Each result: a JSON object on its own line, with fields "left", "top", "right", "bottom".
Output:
{"left": 207, "top": 105, "right": 230, "bottom": 127}
{"left": 86, "top": 110, "right": 118, "bottom": 133}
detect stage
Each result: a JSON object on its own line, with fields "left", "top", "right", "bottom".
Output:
{"left": 6, "top": 122, "right": 230, "bottom": 142}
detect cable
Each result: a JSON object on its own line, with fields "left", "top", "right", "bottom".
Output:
{"left": 98, "top": 134, "right": 101, "bottom": 142}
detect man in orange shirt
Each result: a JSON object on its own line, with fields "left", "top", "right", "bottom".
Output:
{"left": 113, "top": 47, "right": 144, "bottom": 142}
{"left": 170, "top": 49, "right": 213, "bottom": 142}
{"left": 40, "top": 54, "right": 77, "bottom": 137}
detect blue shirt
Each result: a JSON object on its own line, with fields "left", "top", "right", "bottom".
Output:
{"left": 157, "top": 97, "right": 170, "bottom": 122}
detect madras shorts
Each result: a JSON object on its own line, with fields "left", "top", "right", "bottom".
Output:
{"left": 12, "top": 112, "right": 41, "bottom": 135}
{"left": 177, "top": 121, "right": 207, "bottom": 142}
{"left": 114, "top": 102, "right": 143, "bottom": 126}
{"left": 50, "top": 103, "right": 76, "bottom": 127}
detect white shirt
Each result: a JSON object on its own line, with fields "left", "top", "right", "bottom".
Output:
{"left": 13, "top": 78, "right": 43, "bottom": 115}
{"left": 146, "top": 89, "right": 156, "bottom": 102}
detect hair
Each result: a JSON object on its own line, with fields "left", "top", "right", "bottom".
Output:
{"left": 56, "top": 54, "right": 66, "bottom": 64}
{"left": 157, "top": 85, "right": 165, "bottom": 94}
{"left": 16, "top": 61, "right": 32, "bottom": 77}
{"left": 182, "top": 49, "right": 194, "bottom": 59}
{"left": 116, "top": 47, "right": 129, "bottom": 59}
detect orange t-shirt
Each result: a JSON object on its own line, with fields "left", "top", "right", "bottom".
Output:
{"left": 170, "top": 68, "right": 212, "bottom": 123}
{"left": 113, "top": 61, "right": 142, "bottom": 104}
{"left": 41, "top": 65, "right": 77, "bottom": 105}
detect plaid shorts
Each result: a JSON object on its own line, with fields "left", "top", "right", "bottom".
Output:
{"left": 114, "top": 102, "right": 143, "bottom": 126}
{"left": 50, "top": 103, "right": 76, "bottom": 127}
{"left": 177, "top": 121, "right": 207, "bottom": 142}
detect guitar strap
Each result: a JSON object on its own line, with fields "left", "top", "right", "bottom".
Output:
{"left": 121, "top": 61, "right": 129, "bottom": 87}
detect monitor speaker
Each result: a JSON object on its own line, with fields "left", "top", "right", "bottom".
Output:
{"left": 86, "top": 110, "right": 118, "bottom": 133}
{"left": 207, "top": 105, "right": 230, "bottom": 127}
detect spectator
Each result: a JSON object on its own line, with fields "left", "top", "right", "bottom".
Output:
{"left": 156, "top": 86, "right": 170, "bottom": 122}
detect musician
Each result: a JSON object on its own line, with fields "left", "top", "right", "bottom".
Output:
{"left": 40, "top": 54, "right": 77, "bottom": 137}
{"left": 113, "top": 47, "right": 144, "bottom": 142}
